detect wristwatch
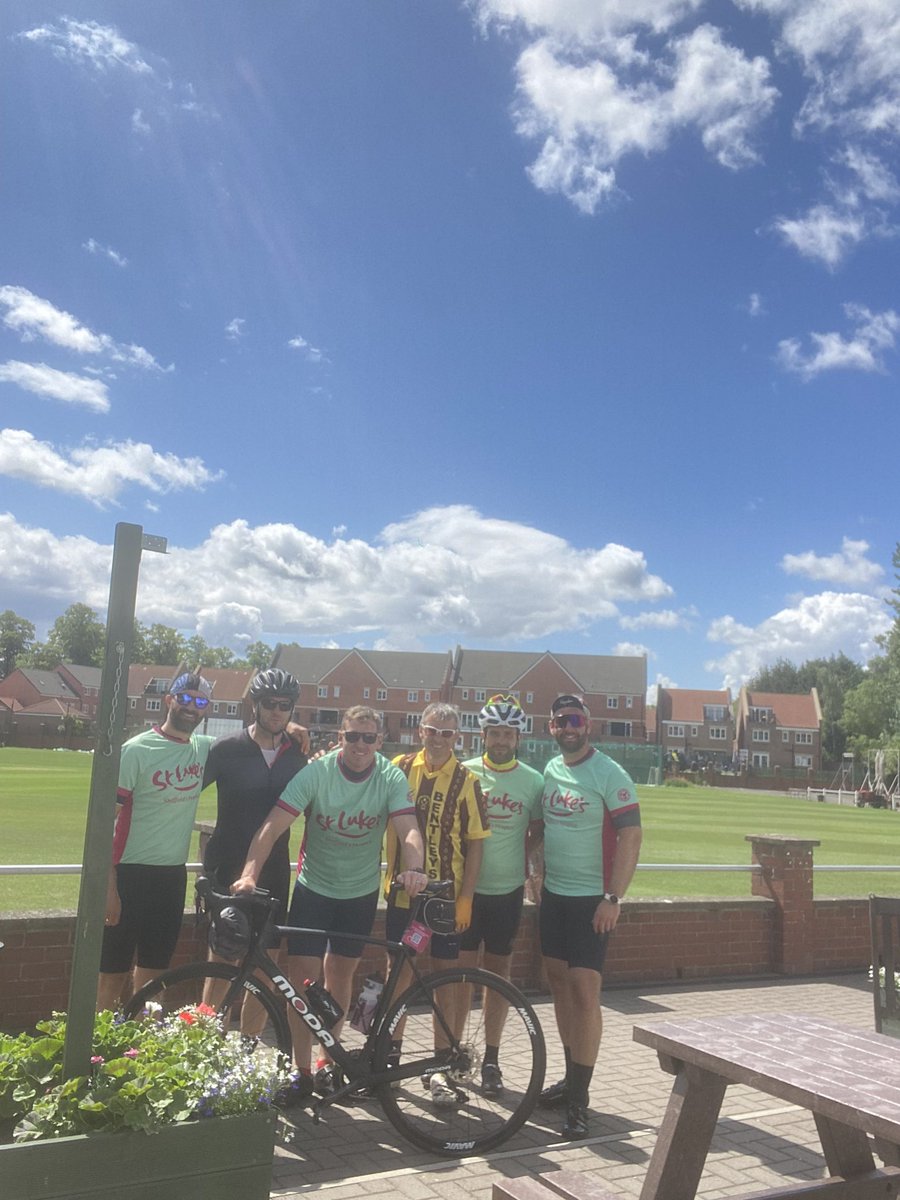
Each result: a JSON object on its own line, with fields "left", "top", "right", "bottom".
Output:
{"left": 601, "top": 892, "right": 620, "bottom": 905}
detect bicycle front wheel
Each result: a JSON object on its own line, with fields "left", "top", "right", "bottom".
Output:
{"left": 373, "top": 967, "right": 545, "bottom": 1155}
{"left": 122, "top": 961, "right": 292, "bottom": 1060}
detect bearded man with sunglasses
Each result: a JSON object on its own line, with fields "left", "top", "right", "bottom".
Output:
{"left": 233, "top": 705, "right": 426, "bottom": 1089}
{"left": 534, "top": 694, "right": 642, "bottom": 1141}
{"left": 97, "top": 672, "right": 219, "bottom": 1010}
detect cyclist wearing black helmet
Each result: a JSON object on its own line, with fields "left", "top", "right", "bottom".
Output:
{"left": 202, "top": 668, "right": 308, "bottom": 942}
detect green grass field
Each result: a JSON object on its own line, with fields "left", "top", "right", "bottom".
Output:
{"left": 2, "top": 747, "right": 900, "bottom": 913}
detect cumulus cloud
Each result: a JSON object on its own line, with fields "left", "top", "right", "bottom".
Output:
{"left": 196, "top": 602, "right": 263, "bottom": 649}
{"left": 612, "top": 641, "right": 650, "bottom": 658}
{"left": 781, "top": 536, "right": 884, "bottom": 588}
{"left": 0, "top": 286, "right": 169, "bottom": 371}
{"left": 705, "top": 590, "right": 891, "bottom": 690}
{"left": 513, "top": 25, "right": 777, "bottom": 212}
{"left": 287, "top": 334, "right": 325, "bottom": 363}
{"left": 473, "top": 0, "right": 706, "bottom": 40}
{"left": 777, "top": 302, "right": 900, "bottom": 378}
{"left": 619, "top": 608, "right": 694, "bottom": 631}
{"left": 83, "top": 238, "right": 128, "bottom": 268}
{"left": 773, "top": 203, "right": 868, "bottom": 268}
{"left": 0, "top": 361, "right": 110, "bottom": 412}
{"left": 0, "top": 505, "right": 672, "bottom": 642}
{"left": 0, "top": 430, "right": 222, "bottom": 506}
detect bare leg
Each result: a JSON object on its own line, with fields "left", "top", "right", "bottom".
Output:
{"left": 97, "top": 971, "right": 128, "bottom": 1012}
{"left": 287, "top": 953, "right": 323, "bottom": 1071}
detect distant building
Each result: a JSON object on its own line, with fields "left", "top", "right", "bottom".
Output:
{"left": 735, "top": 688, "right": 823, "bottom": 774}
{"left": 655, "top": 688, "right": 734, "bottom": 768}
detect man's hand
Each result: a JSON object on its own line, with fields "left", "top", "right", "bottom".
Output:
{"left": 231, "top": 874, "right": 257, "bottom": 895}
{"left": 285, "top": 722, "right": 311, "bottom": 756}
{"left": 455, "top": 895, "right": 473, "bottom": 933}
{"left": 104, "top": 890, "right": 121, "bottom": 927}
{"left": 592, "top": 897, "right": 620, "bottom": 934}
{"left": 396, "top": 868, "right": 428, "bottom": 898}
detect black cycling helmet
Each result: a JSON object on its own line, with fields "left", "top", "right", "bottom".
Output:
{"left": 208, "top": 904, "right": 252, "bottom": 959}
{"left": 249, "top": 668, "right": 300, "bottom": 701}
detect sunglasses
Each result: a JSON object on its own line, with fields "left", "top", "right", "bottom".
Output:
{"left": 421, "top": 725, "right": 457, "bottom": 739}
{"left": 173, "top": 693, "right": 210, "bottom": 709}
{"left": 552, "top": 713, "right": 586, "bottom": 729}
{"left": 259, "top": 698, "right": 293, "bottom": 712}
{"left": 342, "top": 731, "right": 379, "bottom": 744}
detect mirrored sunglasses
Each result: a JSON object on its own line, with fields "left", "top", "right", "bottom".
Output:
{"left": 259, "top": 698, "right": 293, "bottom": 712}
{"left": 552, "top": 712, "right": 586, "bottom": 729}
{"left": 174, "top": 693, "right": 210, "bottom": 709}
{"left": 342, "top": 731, "right": 378, "bottom": 744}
{"left": 421, "top": 725, "right": 457, "bottom": 739}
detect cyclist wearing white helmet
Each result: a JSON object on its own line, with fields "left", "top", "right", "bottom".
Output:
{"left": 460, "top": 694, "right": 544, "bottom": 1097}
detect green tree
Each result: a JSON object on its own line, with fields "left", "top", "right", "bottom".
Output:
{"left": 41, "top": 603, "right": 106, "bottom": 667}
{"left": 143, "top": 624, "right": 186, "bottom": 665}
{"left": 840, "top": 543, "right": 900, "bottom": 753}
{"left": 183, "top": 634, "right": 212, "bottom": 667}
{"left": 132, "top": 620, "right": 150, "bottom": 664}
{"left": 0, "top": 610, "right": 36, "bottom": 677}
{"left": 243, "top": 641, "right": 274, "bottom": 671}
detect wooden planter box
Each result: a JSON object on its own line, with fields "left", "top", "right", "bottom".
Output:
{"left": 0, "top": 1109, "right": 277, "bottom": 1200}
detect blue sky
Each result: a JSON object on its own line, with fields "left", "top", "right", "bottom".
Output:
{"left": 1, "top": 0, "right": 898, "bottom": 696}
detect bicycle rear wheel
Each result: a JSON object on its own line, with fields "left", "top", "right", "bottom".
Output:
{"left": 123, "top": 961, "right": 292, "bottom": 1060}
{"left": 373, "top": 967, "right": 545, "bottom": 1155}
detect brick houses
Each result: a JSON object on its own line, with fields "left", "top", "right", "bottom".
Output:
{"left": 655, "top": 687, "right": 735, "bottom": 768}
{"left": 735, "top": 688, "right": 823, "bottom": 774}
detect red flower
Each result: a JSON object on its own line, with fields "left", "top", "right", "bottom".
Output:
{"left": 196, "top": 1003, "right": 216, "bottom": 1017}
{"left": 178, "top": 1011, "right": 196, "bottom": 1025}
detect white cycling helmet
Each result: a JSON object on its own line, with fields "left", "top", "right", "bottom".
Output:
{"left": 478, "top": 693, "right": 527, "bottom": 732}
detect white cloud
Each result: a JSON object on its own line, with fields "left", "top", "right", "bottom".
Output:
{"left": 225, "top": 318, "right": 245, "bottom": 342}
{"left": 781, "top": 536, "right": 884, "bottom": 587}
{"left": 132, "top": 108, "right": 151, "bottom": 136}
{"left": 0, "top": 430, "right": 222, "bottom": 506}
{"left": 0, "top": 361, "right": 110, "bottom": 412}
{"left": 512, "top": 24, "right": 777, "bottom": 212}
{"left": 612, "top": 641, "right": 650, "bottom": 657}
{"left": 705, "top": 590, "right": 891, "bottom": 690}
{"left": 287, "top": 334, "right": 325, "bottom": 363}
{"left": 778, "top": 302, "right": 900, "bottom": 378}
{"left": 0, "top": 286, "right": 169, "bottom": 371}
{"left": 748, "top": 292, "right": 765, "bottom": 316}
{"left": 196, "top": 603, "right": 263, "bottom": 649}
{"left": 0, "top": 505, "right": 673, "bottom": 641}
{"left": 836, "top": 146, "right": 900, "bottom": 204}
{"left": 646, "top": 672, "right": 678, "bottom": 706}
{"left": 83, "top": 239, "right": 128, "bottom": 268}
{"left": 17, "top": 18, "right": 154, "bottom": 76}
{"left": 473, "top": 0, "right": 705, "bottom": 40}
{"left": 773, "top": 203, "right": 868, "bottom": 268}
{"left": 619, "top": 608, "right": 693, "bottom": 631}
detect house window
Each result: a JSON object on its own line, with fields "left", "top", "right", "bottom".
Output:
{"left": 526, "top": 692, "right": 534, "bottom": 704}
{"left": 405, "top": 713, "right": 418, "bottom": 727}
{"left": 749, "top": 706, "right": 773, "bottom": 723}
{"left": 475, "top": 690, "right": 486, "bottom": 702}
{"left": 667, "top": 723, "right": 685, "bottom": 738}
{"left": 607, "top": 697, "right": 618, "bottom": 709}
{"left": 709, "top": 727, "right": 727, "bottom": 740}
{"left": 317, "top": 686, "right": 327, "bottom": 698}
{"left": 363, "top": 687, "right": 370, "bottom": 700}
{"left": 424, "top": 691, "right": 431, "bottom": 702}
{"left": 752, "top": 729, "right": 770, "bottom": 743}
{"left": 782, "top": 730, "right": 791, "bottom": 743}
{"left": 796, "top": 731, "right": 813, "bottom": 744}
{"left": 129, "top": 698, "right": 136, "bottom": 709}
{"left": 794, "top": 753, "right": 813, "bottom": 768}
{"left": 691, "top": 726, "right": 699, "bottom": 737}
{"left": 751, "top": 752, "right": 770, "bottom": 768}
{"left": 408, "top": 691, "right": 418, "bottom": 702}
{"left": 377, "top": 689, "right": 387, "bottom": 701}
{"left": 461, "top": 689, "right": 469, "bottom": 700}
{"left": 213, "top": 702, "right": 220, "bottom": 713}
{"left": 626, "top": 696, "right": 633, "bottom": 708}
{"left": 703, "top": 704, "right": 726, "bottom": 721}
{"left": 333, "top": 686, "right": 340, "bottom": 698}
{"left": 609, "top": 721, "right": 632, "bottom": 737}
{"left": 227, "top": 703, "right": 238, "bottom": 716}
{"left": 146, "top": 698, "right": 161, "bottom": 712}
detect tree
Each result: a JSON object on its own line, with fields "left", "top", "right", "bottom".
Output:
{"left": 243, "top": 641, "right": 274, "bottom": 671}
{"left": 0, "top": 610, "right": 35, "bottom": 677}
{"left": 840, "top": 542, "right": 900, "bottom": 754}
{"left": 132, "top": 620, "right": 150, "bottom": 664}
{"left": 44, "top": 603, "right": 105, "bottom": 667}
{"left": 142, "top": 624, "right": 186, "bottom": 665}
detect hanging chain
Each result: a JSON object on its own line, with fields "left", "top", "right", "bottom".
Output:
{"left": 102, "top": 641, "right": 126, "bottom": 757}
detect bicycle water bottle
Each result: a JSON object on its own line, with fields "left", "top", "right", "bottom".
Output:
{"left": 303, "top": 979, "right": 343, "bottom": 1029}
{"left": 349, "top": 971, "right": 384, "bottom": 1033}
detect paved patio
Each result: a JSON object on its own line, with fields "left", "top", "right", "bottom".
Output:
{"left": 269, "top": 970, "right": 876, "bottom": 1200}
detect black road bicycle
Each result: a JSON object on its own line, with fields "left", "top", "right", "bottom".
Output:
{"left": 124, "top": 879, "right": 546, "bottom": 1156}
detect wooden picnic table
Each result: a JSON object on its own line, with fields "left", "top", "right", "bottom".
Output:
{"left": 632, "top": 1012, "right": 900, "bottom": 1200}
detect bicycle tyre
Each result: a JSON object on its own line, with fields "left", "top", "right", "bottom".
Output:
{"left": 122, "top": 961, "right": 293, "bottom": 1060}
{"left": 372, "top": 967, "right": 545, "bottom": 1155}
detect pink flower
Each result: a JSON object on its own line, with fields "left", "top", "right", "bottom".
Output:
{"left": 90, "top": 1055, "right": 104, "bottom": 1065}
{"left": 124, "top": 1048, "right": 139, "bottom": 1058}
{"left": 196, "top": 1003, "right": 216, "bottom": 1017}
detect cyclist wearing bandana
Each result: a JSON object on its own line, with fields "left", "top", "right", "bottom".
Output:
{"left": 98, "top": 672, "right": 217, "bottom": 1011}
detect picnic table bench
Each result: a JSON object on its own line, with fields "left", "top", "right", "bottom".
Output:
{"left": 632, "top": 1012, "right": 900, "bottom": 1199}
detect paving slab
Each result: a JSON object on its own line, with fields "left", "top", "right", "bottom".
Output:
{"left": 270, "top": 971, "right": 875, "bottom": 1200}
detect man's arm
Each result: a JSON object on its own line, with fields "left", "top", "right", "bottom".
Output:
{"left": 389, "top": 811, "right": 427, "bottom": 898}
{"left": 592, "top": 824, "right": 642, "bottom": 934}
{"left": 524, "top": 818, "right": 544, "bottom": 905}
{"left": 231, "top": 806, "right": 296, "bottom": 893}
{"left": 454, "top": 837, "right": 484, "bottom": 932}
{"left": 285, "top": 722, "right": 310, "bottom": 756}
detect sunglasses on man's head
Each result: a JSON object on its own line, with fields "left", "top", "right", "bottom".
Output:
{"left": 174, "top": 693, "right": 210, "bottom": 709}
{"left": 552, "top": 712, "right": 586, "bottom": 729}
{"left": 421, "top": 725, "right": 457, "bottom": 739}
{"left": 259, "top": 698, "right": 293, "bottom": 712}
{"left": 342, "top": 731, "right": 378, "bottom": 744}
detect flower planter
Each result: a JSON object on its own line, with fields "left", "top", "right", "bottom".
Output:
{"left": 0, "top": 1109, "right": 277, "bottom": 1200}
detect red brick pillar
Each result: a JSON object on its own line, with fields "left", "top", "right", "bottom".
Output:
{"left": 746, "top": 835, "right": 819, "bottom": 975}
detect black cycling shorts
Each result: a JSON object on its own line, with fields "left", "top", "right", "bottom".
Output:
{"left": 100, "top": 863, "right": 187, "bottom": 974}
{"left": 459, "top": 886, "right": 525, "bottom": 956}
{"left": 538, "top": 887, "right": 610, "bottom": 973}
{"left": 286, "top": 883, "right": 378, "bottom": 959}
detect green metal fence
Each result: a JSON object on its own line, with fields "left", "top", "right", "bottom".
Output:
{"left": 517, "top": 739, "right": 663, "bottom": 785}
